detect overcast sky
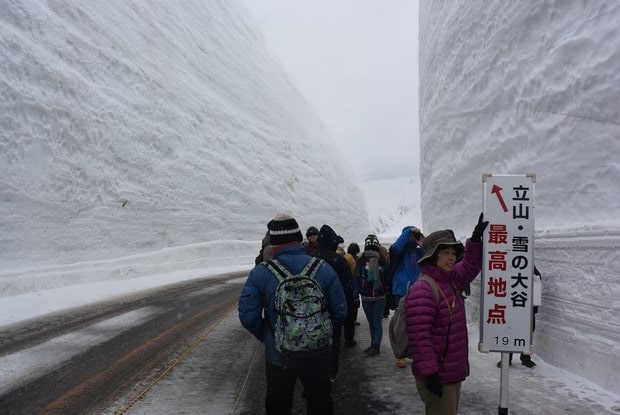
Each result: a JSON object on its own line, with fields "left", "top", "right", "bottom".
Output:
{"left": 239, "top": 0, "right": 420, "bottom": 181}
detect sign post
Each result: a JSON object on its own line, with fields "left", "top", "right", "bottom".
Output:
{"left": 478, "top": 174, "right": 536, "bottom": 415}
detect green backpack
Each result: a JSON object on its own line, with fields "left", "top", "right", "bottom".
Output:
{"left": 266, "top": 258, "right": 332, "bottom": 357}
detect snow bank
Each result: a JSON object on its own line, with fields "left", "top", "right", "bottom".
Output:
{"left": 0, "top": 0, "right": 368, "bottom": 276}
{"left": 0, "top": 240, "right": 257, "bottom": 298}
{"left": 419, "top": 0, "right": 620, "bottom": 393}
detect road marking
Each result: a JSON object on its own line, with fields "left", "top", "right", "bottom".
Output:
{"left": 116, "top": 305, "right": 234, "bottom": 414}
{"left": 0, "top": 307, "right": 162, "bottom": 395}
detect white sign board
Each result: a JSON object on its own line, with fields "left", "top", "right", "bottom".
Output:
{"left": 479, "top": 174, "right": 536, "bottom": 353}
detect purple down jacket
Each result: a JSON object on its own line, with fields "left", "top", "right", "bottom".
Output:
{"left": 405, "top": 239, "right": 482, "bottom": 384}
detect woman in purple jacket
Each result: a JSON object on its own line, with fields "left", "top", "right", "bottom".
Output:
{"left": 405, "top": 214, "right": 488, "bottom": 415}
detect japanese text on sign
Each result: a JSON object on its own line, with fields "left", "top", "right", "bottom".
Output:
{"left": 479, "top": 174, "right": 535, "bottom": 353}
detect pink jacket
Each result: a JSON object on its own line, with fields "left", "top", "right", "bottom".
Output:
{"left": 405, "top": 239, "right": 482, "bottom": 384}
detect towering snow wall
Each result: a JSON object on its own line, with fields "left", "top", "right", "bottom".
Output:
{"left": 419, "top": 1, "right": 620, "bottom": 393}
{"left": 0, "top": 0, "right": 368, "bottom": 272}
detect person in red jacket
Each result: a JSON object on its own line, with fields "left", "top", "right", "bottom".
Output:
{"left": 405, "top": 214, "right": 488, "bottom": 415}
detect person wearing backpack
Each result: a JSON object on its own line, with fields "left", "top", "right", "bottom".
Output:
{"left": 355, "top": 234, "right": 390, "bottom": 356}
{"left": 405, "top": 214, "right": 488, "bottom": 415}
{"left": 238, "top": 214, "right": 347, "bottom": 415}
{"left": 309, "top": 224, "right": 357, "bottom": 382}
{"left": 388, "top": 226, "right": 425, "bottom": 368}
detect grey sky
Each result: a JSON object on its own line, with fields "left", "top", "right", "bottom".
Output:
{"left": 240, "top": 1, "right": 419, "bottom": 181}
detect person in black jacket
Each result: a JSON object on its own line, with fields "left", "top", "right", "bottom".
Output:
{"left": 310, "top": 224, "right": 356, "bottom": 382}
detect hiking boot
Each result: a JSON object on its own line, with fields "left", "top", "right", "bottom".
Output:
{"left": 363, "top": 346, "right": 373, "bottom": 353}
{"left": 366, "top": 346, "right": 380, "bottom": 356}
{"left": 344, "top": 339, "right": 357, "bottom": 347}
{"left": 396, "top": 358, "right": 407, "bottom": 368}
{"left": 521, "top": 355, "right": 537, "bottom": 368}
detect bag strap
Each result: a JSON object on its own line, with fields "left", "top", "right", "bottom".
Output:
{"left": 305, "top": 257, "right": 323, "bottom": 279}
{"left": 266, "top": 258, "right": 322, "bottom": 282}
{"left": 417, "top": 274, "right": 440, "bottom": 303}
{"left": 419, "top": 273, "right": 456, "bottom": 363}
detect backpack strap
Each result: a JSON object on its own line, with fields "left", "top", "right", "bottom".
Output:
{"left": 265, "top": 259, "right": 291, "bottom": 282}
{"left": 304, "top": 257, "right": 323, "bottom": 279}
{"left": 266, "top": 258, "right": 323, "bottom": 282}
{"left": 419, "top": 273, "right": 455, "bottom": 363}
{"left": 418, "top": 274, "right": 441, "bottom": 303}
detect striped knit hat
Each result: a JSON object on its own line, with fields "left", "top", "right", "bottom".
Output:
{"left": 268, "top": 213, "right": 303, "bottom": 246}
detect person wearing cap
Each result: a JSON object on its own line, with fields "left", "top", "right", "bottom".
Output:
{"left": 304, "top": 226, "right": 319, "bottom": 254}
{"left": 238, "top": 214, "right": 347, "bottom": 415}
{"left": 405, "top": 213, "right": 488, "bottom": 415}
{"left": 354, "top": 234, "right": 390, "bottom": 356}
{"left": 309, "top": 225, "right": 357, "bottom": 382}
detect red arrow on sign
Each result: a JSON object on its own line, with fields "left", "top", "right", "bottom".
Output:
{"left": 491, "top": 184, "right": 509, "bottom": 212}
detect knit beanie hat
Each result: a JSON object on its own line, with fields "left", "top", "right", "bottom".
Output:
{"left": 364, "top": 234, "right": 380, "bottom": 251}
{"left": 268, "top": 213, "right": 303, "bottom": 246}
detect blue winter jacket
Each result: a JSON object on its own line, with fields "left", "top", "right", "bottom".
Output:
{"left": 238, "top": 243, "right": 347, "bottom": 367}
{"left": 390, "top": 227, "right": 424, "bottom": 297}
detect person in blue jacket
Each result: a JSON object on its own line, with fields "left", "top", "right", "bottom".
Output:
{"left": 389, "top": 226, "right": 425, "bottom": 368}
{"left": 238, "top": 213, "right": 347, "bottom": 415}
{"left": 390, "top": 226, "right": 426, "bottom": 302}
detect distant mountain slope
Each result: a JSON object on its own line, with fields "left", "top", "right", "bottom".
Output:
{"left": 362, "top": 176, "right": 422, "bottom": 242}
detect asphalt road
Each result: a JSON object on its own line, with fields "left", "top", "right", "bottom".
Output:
{"left": 0, "top": 272, "right": 246, "bottom": 415}
{"left": 3, "top": 274, "right": 616, "bottom": 415}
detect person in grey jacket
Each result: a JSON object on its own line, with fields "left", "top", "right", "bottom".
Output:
{"left": 238, "top": 213, "right": 347, "bottom": 415}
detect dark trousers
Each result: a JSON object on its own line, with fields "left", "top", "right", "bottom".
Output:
{"left": 265, "top": 352, "right": 333, "bottom": 415}
{"left": 352, "top": 303, "right": 359, "bottom": 321}
{"left": 343, "top": 302, "right": 356, "bottom": 341}
{"left": 330, "top": 325, "right": 342, "bottom": 376}
{"left": 332, "top": 306, "right": 356, "bottom": 376}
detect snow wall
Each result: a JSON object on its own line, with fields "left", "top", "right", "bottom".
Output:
{"left": 0, "top": 1, "right": 368, "bottom": 276}
{"left": 419, "top": 1, "right": 620, "bottom": 393}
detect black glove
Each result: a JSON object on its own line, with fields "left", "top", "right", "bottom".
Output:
{"left": 471, "top": 212, "right": 489, "bottom": 242}
{"left": 425, "top": 373, "right": 443, "bottom": 398}
{"left": 463, "top": 284, "right": 471, "bottom": 297}
{"left": 353, "top": 297, "right": 360, "bottom": 308}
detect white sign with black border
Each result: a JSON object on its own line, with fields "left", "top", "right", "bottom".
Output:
{"left": 479, "top": 173, "right": 536, "bottom": 353}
